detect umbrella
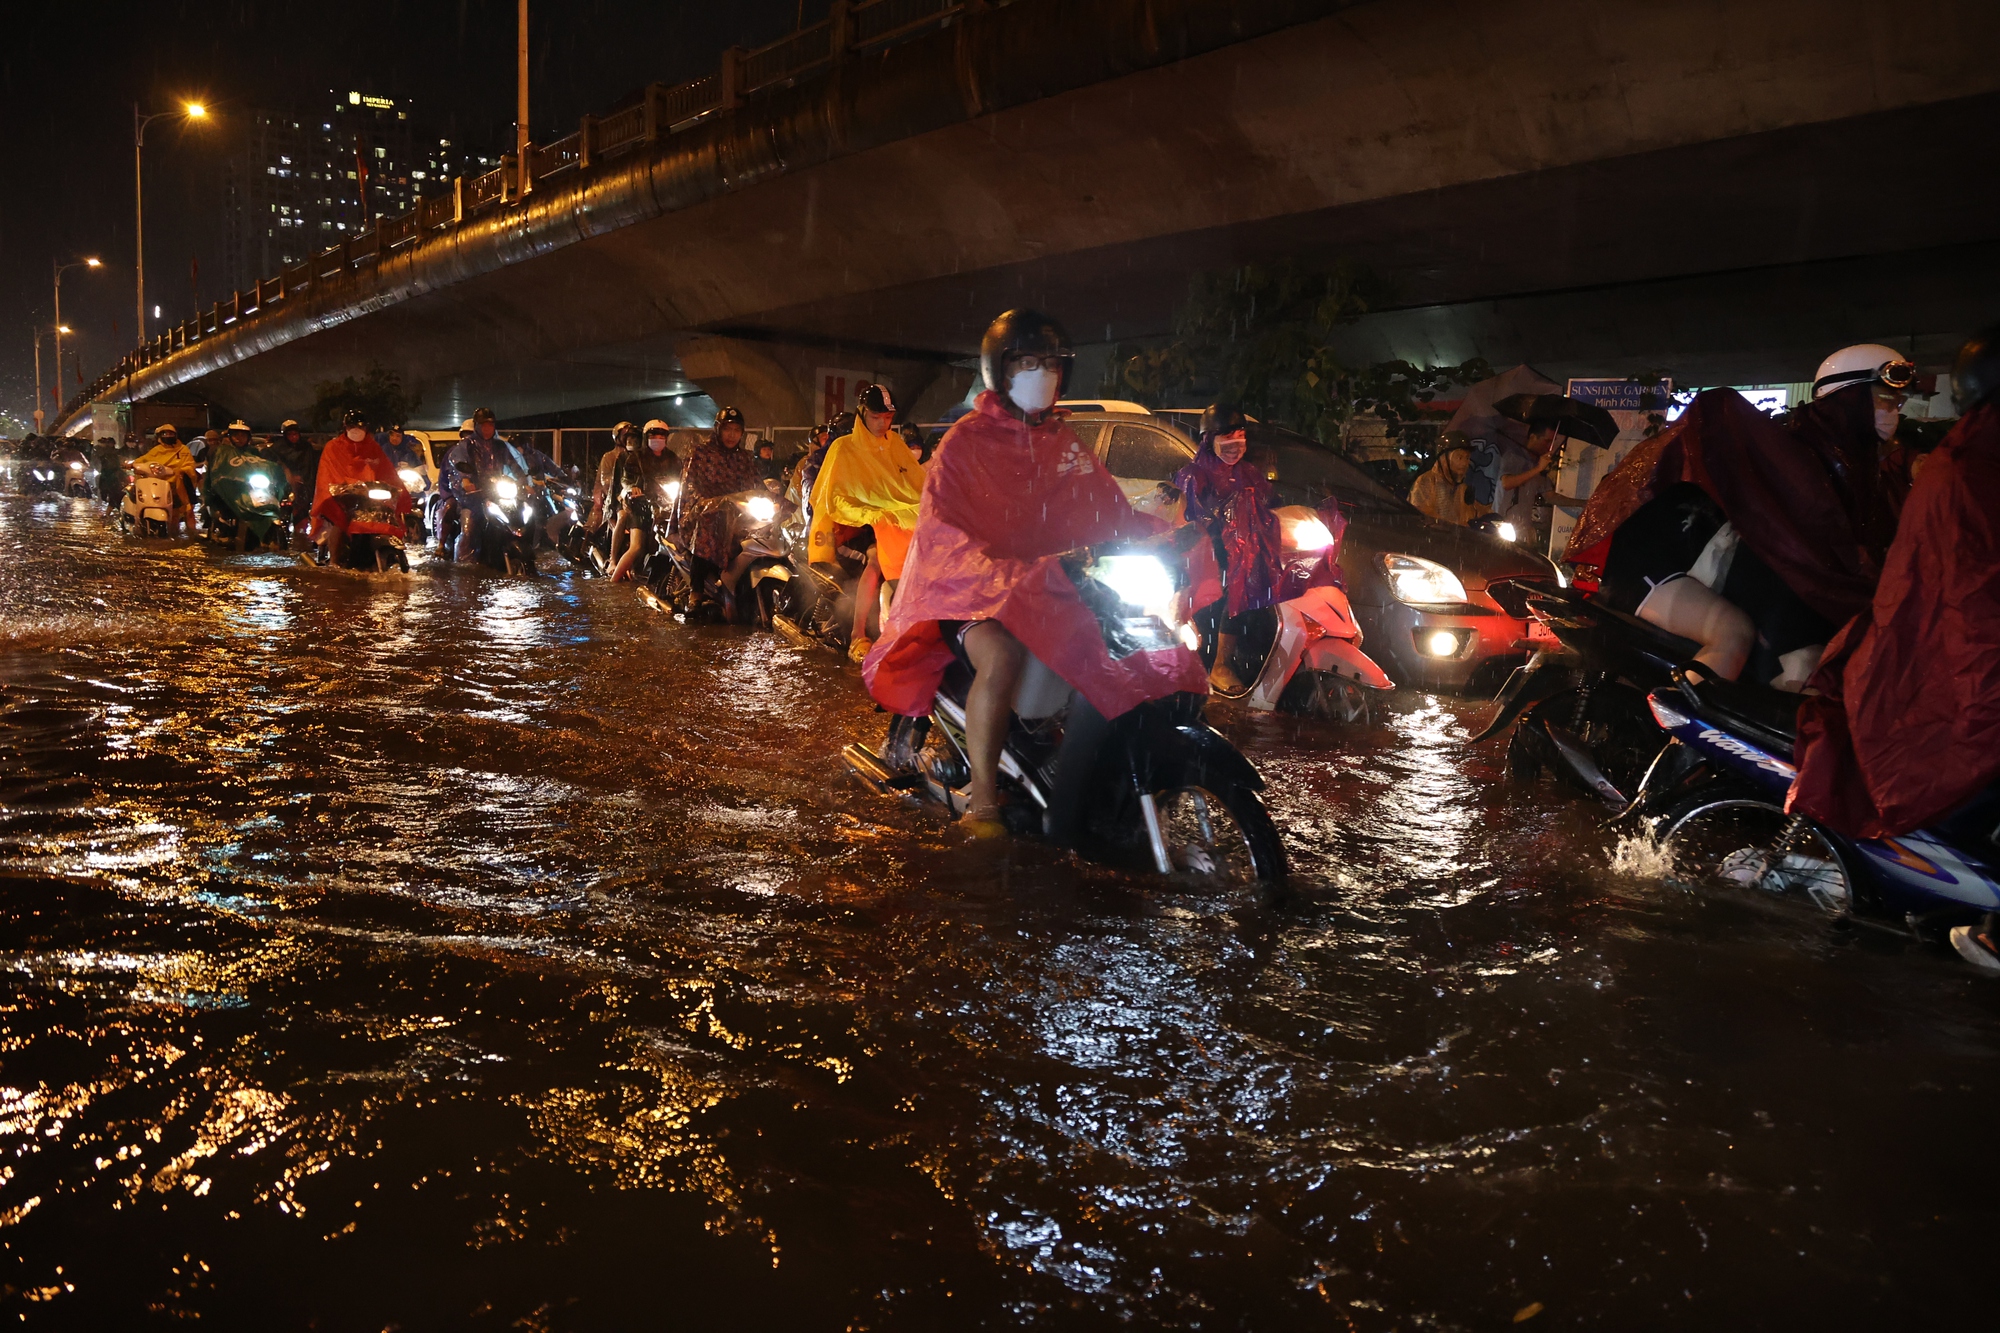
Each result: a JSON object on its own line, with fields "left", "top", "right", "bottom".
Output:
{"left": 1493, "top": 393, "right": 1621, "bottom": 448}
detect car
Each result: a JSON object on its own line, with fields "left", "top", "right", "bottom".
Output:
{"left": 1062, "top": 407, "right": 1564, "bottom": 692}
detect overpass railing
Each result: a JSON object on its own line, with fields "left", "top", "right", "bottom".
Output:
{"left": 59, "top": 0, "right": 1002, "bottom": 429}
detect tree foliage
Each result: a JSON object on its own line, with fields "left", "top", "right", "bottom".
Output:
{"left": 309, "top": 365, "right": 422, "bottom": 429}
{"left": 1102, "top": 259, "right": 1490, "bottom": 450}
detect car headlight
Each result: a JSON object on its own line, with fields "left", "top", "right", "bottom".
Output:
{"left": 367, "top": 488, "right": 392, "bottom": 501}
{"left": 1379, "top": 553, "right": 1467, "bottom": 605}
{"left": 494, "top": 478, "right": 519, "bottom": 501}
{"left": 1093, "top": 553, "right": 1175, "bottom": 610}
{"left": 1287, "top": 516, "right": 1335, "bottom": 550}
{"left": 397, "top": 468, "right": 421, "bottom": 486}
{"left": 745, "top": 496, "right": 776, "bottom": 522}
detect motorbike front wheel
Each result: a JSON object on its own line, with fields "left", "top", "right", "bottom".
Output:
{"left": 1151, "top": 780, "right": 1287, "bottom": 889}
{"left": 1279, "top": 669, "right": 1374, "bottom": 724}
{"left": 1655, "top": 792, "right": 1858, "bottom": 916}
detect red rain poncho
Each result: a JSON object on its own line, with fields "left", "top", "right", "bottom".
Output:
{"left": 312, "top": 433, "right": 411, "bottom": 533}
{"left": 863, "top": 393, "right": 1208, "bottom": 719}
{"left": 1563, "top": 387, "right": 1879, "bottom": 625}
{"left": 1788, "top": 403, "right": 2000, "bottom": 838}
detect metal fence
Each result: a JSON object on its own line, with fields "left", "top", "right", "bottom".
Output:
{"left": 62, "top": 0, "right": 998, "bottom": 429}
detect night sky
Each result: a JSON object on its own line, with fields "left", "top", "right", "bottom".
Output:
{"left": 1, "top": 0, "right": 808, "bottom": 432}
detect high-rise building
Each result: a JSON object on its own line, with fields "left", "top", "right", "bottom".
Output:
{"left": 223, "top": 91, "right": 502, "bottom": 292}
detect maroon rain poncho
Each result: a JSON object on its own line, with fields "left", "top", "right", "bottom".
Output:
{"left": 1563, "top": 387, "right": 1879, "bottom": 626}
{"left": 863, "top": 393, "right": 1208, "bottom": 720}
{"left": 1788, "top": 403, "right": 2000, "bottom": 838}
{"left": 1173, "top": 436, "right": 1280, "bottom": 619}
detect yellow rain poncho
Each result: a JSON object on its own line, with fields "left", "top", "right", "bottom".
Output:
{"left": 133, "top": 439, "right": 198, "bottom": 504}
{"left": 806, "top": 419, "right": 925, "bottom": 578}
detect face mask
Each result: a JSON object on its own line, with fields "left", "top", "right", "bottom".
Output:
{"left": 345, "top": 427, "right": 366, "bottom": 442}
{"left": 1008, "top": 367, "right": 1059, "bottom": 414}
{"left": 1874, "top": 405, "right": 1900, "bottom": 441}
{"left": 648, "top": 439, "right": 668, "bottom": 454}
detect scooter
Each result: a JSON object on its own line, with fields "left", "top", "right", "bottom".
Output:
{"left": 313, "top": 482, "right": 410, "bottom": 572}
{"left": 53, "top": 447, "right": 93, "bottom": 497}
{"left": 647, "top": 487, "right": 792, "bottom": 622}
{"left": 21, "top": 461, "right": 64, "bottom": 495}
{"left": 468, "top": 474, "right": 549, "bottom": 576}
{"left": 842, "top": 545, "right": 1287, "bottom": 889}
{"left": 1621, "top": 667, "right": 2000, "bottom": 966}
{"left": 204, "top": 449, "right": 290, "bottom": 551}
{"left": 119, "top": 464, "right": 185, "bottom": 538}
{"left": 1471, "top": 583, "right": 1692, "bottom": 807}
{"left": 1205, "top": 505, "right": 1395, "bottom": 722}
{"left": 396, "top": 464, "right": 432, "bottom": 545}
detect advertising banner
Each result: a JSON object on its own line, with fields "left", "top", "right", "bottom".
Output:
{"left": 1549, "top": 378, "right": 1671, "bottom": 559}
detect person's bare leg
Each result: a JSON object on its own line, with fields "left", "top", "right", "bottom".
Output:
{"left": 609, "top": 525, "right": 644, "bottom": 581}
{"left": 1636, "top": 578, "right": 1753, "bottom": 681}
{"left": 1772, "top": 644, "right": 1823, "bottom": 693}
{"left": 852, "top": 552, "right": 884, "bottom": 647}
{"left": 961, "top": 621, "right": 1028, "bottom": 832}
{"left": 1210, "top": 631, "right": 1245, "bottom": 692}
{"left": 323, "top": 526, "right": 347, "bottom": 567}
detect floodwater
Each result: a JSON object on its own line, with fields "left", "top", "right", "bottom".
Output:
{"left": 0, "top": 488, "right": 1992, "bottom": 1331}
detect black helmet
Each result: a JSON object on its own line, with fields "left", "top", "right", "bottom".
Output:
{"left": 830, "top": 411, "right": 856, "bottom": 439}
{"left": 341, "top": 408, "right": 368, "bottom": 429}
{"left": 856, "top": 383, "right": 897, "bottom": 416}
{"left": 1199, "top": 403, "right": 1248, "bottom": 439}
{"left": 1954, "top": 324, "right": 2000, "bottom": 414}
{"left": 980, "top": 308, "right": 1073, "bottom": 397}
{"left": 280, "top": 418, "right": 300, "bottom": 433}
{"left": 472, "top": 407, "right": 496, "bottom": 425}
{"left": 714, "top": 406, "right": 745, "bottom": 431}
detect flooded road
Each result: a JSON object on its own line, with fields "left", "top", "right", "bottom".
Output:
{"left": 0, "top": 490, "right": 1993, "bottom": 1330}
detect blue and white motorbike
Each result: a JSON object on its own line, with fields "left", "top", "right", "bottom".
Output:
{"left": 1624, "top": 668, "right": 2000, "bottom": 958}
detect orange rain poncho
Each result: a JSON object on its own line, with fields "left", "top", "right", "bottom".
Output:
{"left": 805, "top": 417, "right": 925, "bottom": 579}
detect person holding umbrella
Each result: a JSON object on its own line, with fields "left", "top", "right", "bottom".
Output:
{"left": 1491, "top": 393, "right": 1617, "bottom": 550}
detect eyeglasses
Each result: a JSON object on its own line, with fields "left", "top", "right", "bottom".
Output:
{"left": 1005, "top": 351, "right": 1074, "bottom": 373}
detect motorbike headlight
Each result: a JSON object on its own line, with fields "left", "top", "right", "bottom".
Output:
{"left": 494, "top": 478, "right": 520, "bottom": 502}
{"left": 1379, "top": 553, "right": 1467, "bottom": 605}
{"left": 397, "top": 468, "right": 421, "bottom": 486}
{"left": 487, "top": 502, "right": 508, "bottom": 521}
{"left": 248, "top": 474, "right": 271, "bottom": 495}
{"left": 745, "top": 496, "right": 776, "bottom": 523}
{"left": 1287, "top": 516, "right": 1335, "bottom": 550}
{"left": 1093, "top": 553, "right": 1175, "bottom": 610}
{"left": 663, "top": 481, "right": 681, "bottom": 503}
{"left": 68, "top": 461, "right": 84, "bottom": 471}
{"left": 1493, "top": 521, "right": 1518, "bottom": 543}
{"left": 367, "top": 488, "right": 392, "bottom": 501}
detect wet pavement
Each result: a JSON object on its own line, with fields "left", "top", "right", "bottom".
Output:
{"left": 0, "top": 488, "right": 1993, "bottom": 1330}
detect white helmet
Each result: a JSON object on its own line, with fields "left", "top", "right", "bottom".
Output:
{"left": 226, "top": 420, "right": 251, "bottom": 433}
{"left": 643, "top": 418, "right": 670, "bottom": 435}
{"left": 459, "top": 418, "right": 475, "bottom": 434}
{"left": 1813, "top": 343, "right": 1919, "bottom": 399}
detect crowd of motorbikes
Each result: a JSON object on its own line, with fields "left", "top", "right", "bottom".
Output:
{"left": 6, "top": 322, "right": 1994, "bottom": 981}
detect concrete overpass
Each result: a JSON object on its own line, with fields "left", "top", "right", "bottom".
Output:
{"left": 57, "top": 0, "right": 2000, "bottom": 436}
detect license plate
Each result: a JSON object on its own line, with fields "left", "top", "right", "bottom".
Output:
{"left": 1527, "top": 619, "right": 1560, "bottom": 645}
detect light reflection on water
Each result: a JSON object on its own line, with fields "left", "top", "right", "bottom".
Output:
{"left": 0, "top": 490, "right": 1991, "bottom": 1328}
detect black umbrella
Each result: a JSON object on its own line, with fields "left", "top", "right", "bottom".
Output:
{"left": 1493, "top": 393, "right": 1621, "bottom": 448}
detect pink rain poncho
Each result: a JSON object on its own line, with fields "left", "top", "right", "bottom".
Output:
{"left": 863, "top": 392, "right": 1208, "bottom": 719}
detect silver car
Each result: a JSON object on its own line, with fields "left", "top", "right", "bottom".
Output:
{"left": 1064, "top": 409, "right": 1565, "bottom": 692}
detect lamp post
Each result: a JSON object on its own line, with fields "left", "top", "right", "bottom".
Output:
{"left": 133, "top": 102, "right": 206, "bottom": 348}
{"left": 53, "top": 258, "right": 102, "bottom": 402}
{"left": 516, "top": 0, "right": 531, "bottom": 196}
{"left": 31, "top": 325, "right": 68, "bottom": 438}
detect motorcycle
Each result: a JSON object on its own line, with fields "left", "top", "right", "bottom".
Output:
{"left": 1205, "top": 505, "right": 1395, "bottom": 722}
{"left": 22, "top": 456, "right": 71, "bottom": 496}
{"left": 1620, "top": 667, "right": 2000, "bottom": 964}
{"left": 842, "top": 545, "right": 1288, "bottom": 889}
{"left": 53, "top": 447, "right": 93, "bottom": 498}
{"left": 1471, "top": 583, "right": 1695, "bottom": 807}
{"left": 768, "top": 516, "right": 873, "bottom": 654}
{"left": 468, "top": 474, "right": 550, "bottom": 576}
{"left": 396, "top": 465, "right": 432, "bottom": 544}
{"left": 315, "top": 482, "right": 410, "bottom": 572}
{"left": 648, "top": 486, "right": 792, "bottom": 622}
{"left": 119, "top": 464, "right": 186, "bottom": 538}
{"left": 204, "top": 449, "right": 290, "bottom": 551}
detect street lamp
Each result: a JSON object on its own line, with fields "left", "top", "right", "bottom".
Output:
{"left": 53, "top": 257, "right": 102, "bottom": 405}
{"left": 134, "top": 102, "right": 208, "bottom": 347}
{"left": 31, "top": 325, "right": 70, "bottom": 438}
